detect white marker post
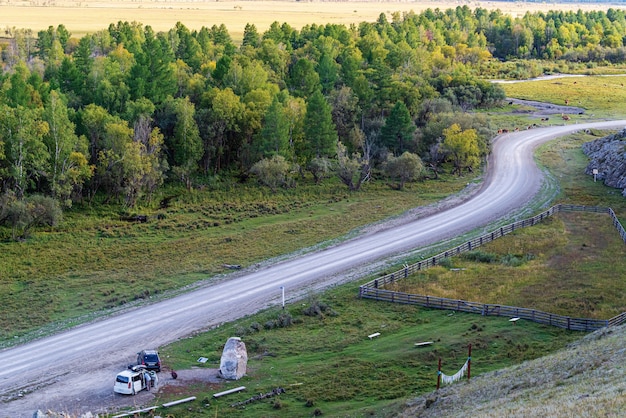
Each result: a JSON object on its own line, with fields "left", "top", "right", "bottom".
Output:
{"left": 593, "top": 168, "right": 598, "bottom": 182}
{"left": 280, "top": 286, "right": 285, "bottom": 309}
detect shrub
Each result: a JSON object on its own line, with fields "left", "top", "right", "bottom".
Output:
{"left": 462, "top": 250, "right": 497, "bottom": 263}
{"left": 437, "top": 257, "right": 453, "bottom": 268}
{"left": 277, "top": 312, "right": 293, "bottom": 328}
{"left": 303, "top": 300, "right": 338, "bottom": 318}
{"left": 0, "top": 193, "right": 62, "bottom": 240}
{"left": 500, "top": 253, "right": 523, "bottom": 267}
{"left": 250, "top": 155, "right": 293, "bottom": 192}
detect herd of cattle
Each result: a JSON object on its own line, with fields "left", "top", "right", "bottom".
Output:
{"left": 497, "top": 113, "right": 573, "bottom": 135}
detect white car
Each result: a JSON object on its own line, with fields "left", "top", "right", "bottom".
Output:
{"left": 113, "top": 365, "right": 157, "bottom": 395}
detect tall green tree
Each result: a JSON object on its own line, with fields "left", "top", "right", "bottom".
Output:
{"left": 198, "top": 87, "right": 244, "bottom": 173}
{"left": 124, "top": 97, "right": 166, "bottom": 205}
{"left": 120, "top": 124, "right": 166, "bottom": 207}
{"left": 42, "top": 90, "right": 91, "bottom": 205}
{"left": 302, "top": 89, "right": 337, "bottom": 163}
{"left": 242, "top": 23, "right": 261, "bottom": 49}
{"left": 380, "top": 101, "right": 415, "bottom": 155}
{"left": 71, "top": 35, "right": 95, "bottom": 104}
{"left": 329, "top": 86, "right": 361, "bottom": 151}
{"left": 4, "top": 62, "right": 44, "bottom": 109}
{"left": 254, "top": 95, "right": 290, "bottom": 160}
{"left": 95, "top": 120, "right": 134, "bottom": 201}
{"left": 0, "top": 105, "right": 50, "bottom": 197}
{"left": 79, "top": 103, "right": 114, "bottom": 165}
{"left": 162, "top": 96, "right": 202, "bottom": 189}
{"left": 91, "top": 54, "right": 131, "bottom": 115}
{"left": 317, "top": 52, "right": 338, "bottom": 94}
{"left": 129, "top": 26, "right": 175, "bottom": 105}
{"left": 171, "top": 22, "right": 204, "bottom": 72}
{"left": 287, "top": 58, "right": 320, "bottom": 98}
{"left": 255, "top": 39, "right": 290, "bottom": 83}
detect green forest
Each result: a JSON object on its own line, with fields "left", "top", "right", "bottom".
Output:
{"left": 1, "top": 6, "right": 626, "bottom": 239}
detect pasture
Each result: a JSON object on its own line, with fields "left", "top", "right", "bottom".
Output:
{"left": 1, "top": 0, "right": 623, "bottom": 41}
{"left": 502, "top": 75, "right": 626, "bottom": 120}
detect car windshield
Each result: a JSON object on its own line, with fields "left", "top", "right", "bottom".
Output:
{"left": 144, "top": 354, "right": 159, "bottom": 362}
{"left": 116, "top": 375, "right": 129, "bottom": 384}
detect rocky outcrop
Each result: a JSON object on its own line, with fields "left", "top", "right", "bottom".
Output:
{"left": 582, "top": 129, "right": 626, "bottom": 196}
{"left": 219, "top": 337, "right": 248, "bottom": 380}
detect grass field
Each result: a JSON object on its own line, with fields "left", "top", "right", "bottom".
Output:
{"left": 501, "top": 75, "right": 626, "bottom": 120}
{"left": 0, "top": 173, "right": 474, "bottom": 344}
{"left": 0, "top": 0, "right": 621, "bottom": 41}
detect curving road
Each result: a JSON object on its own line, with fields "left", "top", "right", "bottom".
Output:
{"left": 1, "top": 120, "right": 624, "bottom": 416}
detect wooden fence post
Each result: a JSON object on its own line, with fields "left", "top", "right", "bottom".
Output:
{"left": 436, "top": 358, "right": 441, "bottom": 390}
{"left": 467, "top": 344, "right": 472, "bottom": 381}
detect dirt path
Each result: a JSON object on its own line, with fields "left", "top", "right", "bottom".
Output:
{"left": 507, "top": 97, "right": 586, "bottom": 117}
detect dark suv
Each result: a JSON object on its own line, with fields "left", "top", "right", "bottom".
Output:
{"left": 137, "top": 349, "right": 161, "bottom": 372}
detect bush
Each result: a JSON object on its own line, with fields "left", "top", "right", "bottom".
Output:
{"left": 0, "top": 193, "right": 62, "bottom": 240}
{"left": 250, "top": 155, "right": 293, "bottom": 192}
{"left": 303, "top": 300, "right": 337, "bottom": 318}
{"left": 437, "top": 257, "right": 453, "bottom": 268}
{"left": 277, "top": 312, "right": 293, "bottom": 327}
{"left": 462, "top": 250, "right": 497, "bottom": 263}
{"left": 500, "top": 253, "right": 535, "bottom": 267}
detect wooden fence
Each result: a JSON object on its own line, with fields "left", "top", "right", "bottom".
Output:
{"left": 359, "top": 204, "right": 626, "bottom": 332}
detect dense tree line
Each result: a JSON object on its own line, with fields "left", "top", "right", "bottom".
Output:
{"left": 0, "top": 6, "right": 624, "bottom": 233}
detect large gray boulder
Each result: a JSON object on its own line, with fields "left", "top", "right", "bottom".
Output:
{"left": 582, "top": 129, "right": 626, "bottom": 196}
{"left": 219, "top": 337, "right": 248, "bottom": 380}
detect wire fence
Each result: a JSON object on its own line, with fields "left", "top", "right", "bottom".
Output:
{"left": 359, "top": 204, "right": 625, "bottom": 332}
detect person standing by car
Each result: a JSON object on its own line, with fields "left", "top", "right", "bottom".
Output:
{"left": 144, "top": 371, "right": 151, "bottom": 391}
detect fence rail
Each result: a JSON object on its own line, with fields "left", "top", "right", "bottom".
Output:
{"left": 359, "top": 204, "right": 625, "bottom": 332}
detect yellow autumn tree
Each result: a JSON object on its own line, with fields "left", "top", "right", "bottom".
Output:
{"left": 442, "top": 123, "right": 480, "bottom": 176}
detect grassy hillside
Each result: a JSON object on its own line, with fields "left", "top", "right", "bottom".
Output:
{"left": 400, "top": 323, "right": 626, "bottom": 417}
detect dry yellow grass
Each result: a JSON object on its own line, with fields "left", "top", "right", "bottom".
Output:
{"left": 1, "top": 0, "right": 623, "bottom": 40}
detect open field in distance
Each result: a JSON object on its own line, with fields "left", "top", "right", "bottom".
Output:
{"left": 1, "top": 0, "right": 625, "bottom": 40}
